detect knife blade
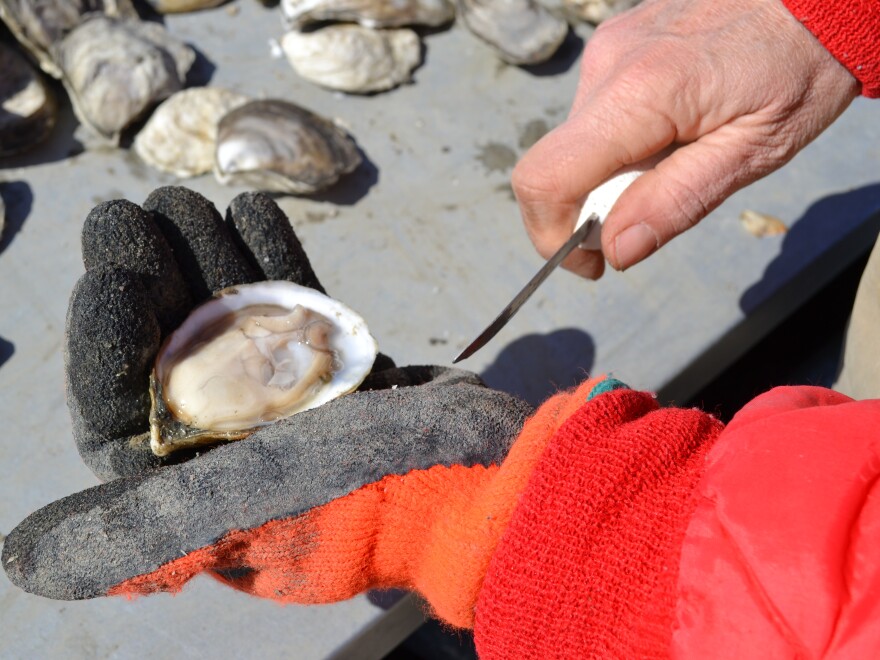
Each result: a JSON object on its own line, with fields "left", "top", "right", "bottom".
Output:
{"left": 452, "top": 215, "right": 599, "bottom": 363}
{"left": 452, "top": 150, "right": 671, "bottom": 363}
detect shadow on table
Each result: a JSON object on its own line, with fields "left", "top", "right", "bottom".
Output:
{"left": 521, "top": 28, "right": 585, "bottom": 77}
{"left": 479, "top": 327, "right": 596, "bottom": 407}
{"left": 0, "top": 180, "right": 34, "bottom": 256}
{"left": 740, "top": 183, "right": 880, "bottom": 315}
{"left": 0, "top": 336, "right": 13, "bottom": 369}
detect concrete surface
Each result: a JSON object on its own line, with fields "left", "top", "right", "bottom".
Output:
{"left": 1, "top": 1, "right": 879, "bottom": 658}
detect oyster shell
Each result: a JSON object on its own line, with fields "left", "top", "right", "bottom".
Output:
{"left": 281, "top": 25, "right": 420, "bottom": 94}
{"left": 142, "top": 0, "right": 227, "bottom": 13}
{"left": 561, "top": 0, "right": 640, "bottom": 24}
{"left": 150, "top": 280, "right": 378, "bottom": 456}
{"left": 457, "top": 0, "right": 568, "bottom": 65}
{"left": 0, "top": 40, "right": 57, "bottom": 156}
{"left": 281, "top": 0, "right": 454, "bottom": 30}
{"left": 214, "top": 99, "right": 362, "bottom": 195}
{"left": 0, "top": 0, "right": 136, "bottom": 77}
{"left": 134, "top": 87, "right": 251, "bottom": 178}
{"left": 52, "top": 15, "right": 195, "bottom": 142}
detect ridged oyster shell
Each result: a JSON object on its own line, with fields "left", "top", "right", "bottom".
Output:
{"left": 214, "top": 99, "right": 362, "bottom": 195}
{"left": 0, "top": 0, "right": 137, "bottom": 77}
{"left": 134, "top": 87, "right": 250, "bottom": 177}
{"left": 0, "top": 40, "right": 57, "bottom": 156}
{"left": 281, "top": 25, "right": 420, "bottom": 94}
{"left": 281, "top": 0, "right": 454, "bottom": 29}
{"left": 53, "top": 15, "right": 195, "bottom": 141}
{"left": 150, "top": 280, "right": 378, "bottom": 456}
{"left": 457, "top": 0, "right": 568, "bottom": 65}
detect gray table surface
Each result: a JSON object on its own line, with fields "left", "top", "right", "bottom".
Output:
{"left": 2, "top": 2, "right": 879, "bottom": 658}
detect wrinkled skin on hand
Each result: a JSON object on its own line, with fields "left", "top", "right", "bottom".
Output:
{"left": 512, "top": 0, "right": 860, "bottom": 279}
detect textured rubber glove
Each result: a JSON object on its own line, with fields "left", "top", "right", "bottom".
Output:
{"left": 65, "top": 186, "right": 358, "bottom": 480}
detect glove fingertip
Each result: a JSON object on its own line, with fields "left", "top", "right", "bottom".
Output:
{"left": 82, "top": 198, "right": 191, "bottom": 332}
{"left": 225, "top": 191, "right": 327, "bottom": 293}
{"left": 143, "top": 186, "right": 259, "bottom": 301}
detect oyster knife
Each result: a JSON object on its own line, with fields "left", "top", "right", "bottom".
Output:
{"left": 452, "top": 215, "right": 599, "bottom": 363}
{"left": 452, "top": 148, "right": 674, "bottom": 363}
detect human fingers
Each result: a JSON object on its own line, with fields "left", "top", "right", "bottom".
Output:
{"left": 513, "top": 0, "right": 860, "bottom": 277}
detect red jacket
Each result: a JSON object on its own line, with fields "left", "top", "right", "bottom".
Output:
{"left": 475, "top": 386, "right": 880, "bottom": 657}
{"left": 782, "top": 0, "right": 880, "bottom": 97}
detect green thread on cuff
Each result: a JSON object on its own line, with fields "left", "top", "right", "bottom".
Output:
{"left": 587, "top": 377, "right": 630, "bottom": 401}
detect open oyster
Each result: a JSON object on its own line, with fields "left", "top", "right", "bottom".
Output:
{"left": 134, "top": 87, "right": 251, "bottom": 178}
{"left": 150, "top": 280, "right": 378, "bottom": 456}
{"left": 281, "top": 0, "right": 454, "bottom": 30}
{"left": 214, "top": 99, "right": 361, "bottom": 194}
{"left": 53, "top": 16, "right": 195, "bottom": 142}
{"left": 457, "top": 0, "right": 568, "bottom": 65}
{"left": 0, "top": 40, "right": 57, "bottom": 156}
{"left": 281, "top": 25, "right": 421, "bottom": 94}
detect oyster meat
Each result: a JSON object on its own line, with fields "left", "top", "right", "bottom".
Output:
{"left": 281, "top": 0, "right": 454, "bottom": 30}
{"left": 53, "top": 15, "right": 195, "bottom": 141}
{"left": 214, "top": 99, "right": 361, "bottom": 195}
{"left": 134, "top": 87, "right": 251, "bottom": 178}
{"left": 150, "top": 280, "right": 378, "bottom": 456}
{"left": 281, "top": 25, "right": 420, "bottom": 94}
{"left": 0, "top": 0, "right": 136, "bottom": 77}
{"left": 0, "top": 40, "right": 57, "bottom": 156}
{"left": 457, "top": 0, "right": 568, "bottom": 65}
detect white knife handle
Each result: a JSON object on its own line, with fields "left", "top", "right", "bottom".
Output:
{"left": 575, "top": 149, "right": 671, "bottom": 250}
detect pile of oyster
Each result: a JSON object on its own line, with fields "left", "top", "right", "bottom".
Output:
{"left": 0, "top": 0, "right": 194, "bottom": 146}
{"left": 1, "top": 0, "right": 641, "bottom": 187}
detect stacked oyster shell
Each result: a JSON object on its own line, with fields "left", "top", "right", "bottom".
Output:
{"left": 0, "top": 0, "right": 194, "bottom": 145}
{"left": 134, "top": 88, "right": 362, "bottom": 195}
{"left": 0, "top": 40, "right": 57, "bottom": 156}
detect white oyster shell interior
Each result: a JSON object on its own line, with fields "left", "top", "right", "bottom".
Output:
{"left": 155, "top": 281, "right": 378, "bottom": 434}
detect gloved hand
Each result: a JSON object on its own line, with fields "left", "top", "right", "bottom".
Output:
{"left": 3, "top": 186, "right": 726, "bottom": 657}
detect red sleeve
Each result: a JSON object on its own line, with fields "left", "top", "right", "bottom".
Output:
{"left": 782, "top": 0, "right": 880, "bottom": 98}
{"left": 673, "top": 387, "right": 880, "bottom": 657}
{"left": 474, "top": 388, "right": 724, "bottom": 658}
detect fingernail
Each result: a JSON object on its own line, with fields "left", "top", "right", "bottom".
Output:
{"left": 613, "top": 223, "right": 659, "bottom": 270}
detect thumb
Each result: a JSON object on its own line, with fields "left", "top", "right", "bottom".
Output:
{"left": 511, "top": 92, "right": 676, "bottom": 279}
{"left": 600, "top": 128, "right": 785, "bottom": 270}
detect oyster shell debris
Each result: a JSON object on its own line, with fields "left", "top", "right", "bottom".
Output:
{"left": 0, "top": 40, "right": 57, "bottom": 156}
{"left": 150, "top": 280, "right": 378, "bottom": 456}
{"left": 134, "top": 87, "right": 250, "bottom": 178}
{"left": 0, "top": 0, "right": 137, "bottom": 77}
{"left": 214, "top": 99, "right": 362, "bottom": 195}
{"left": 281, "top": 0, "right": 454, "bottom": 30}
{"left": 52, "top": 15, "right": 195, "bottom": 142}
{"left": 457, "top": 0, "right": 568, "bottom": 65}
{"left": 281, "top": 25, "right": 421, "bottom": 94}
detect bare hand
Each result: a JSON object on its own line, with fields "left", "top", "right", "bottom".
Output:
{"left": 512, "top": 0, "right": 860, "bottom": 278}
